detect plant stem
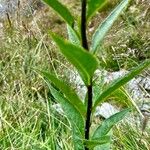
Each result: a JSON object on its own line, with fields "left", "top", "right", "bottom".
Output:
{"left": 81, "top": 1, "right": 92, "bottom": 150}
{"left": 81, "top": 0, "right": 88, "bottom": 50}
{"left": 85, "top": 83, "right": 93, "bottom": 150}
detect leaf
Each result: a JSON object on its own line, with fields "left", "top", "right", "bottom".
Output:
{"left": 84, "top": 136, "right": 111, "bottom": 149}
{"left": 43, "top": 0, "right": 74, "bottom": 27}
{"left": 49, "top": 85, "right": 84, "bottom": 150}
{"left": 94, "top": 143, "right": 111, "bottom": 150}
{"left": 41, "top": 71, "right": 86, "bottom": 117}
{"left": 93, "top": 60, "right": 150, "bottom": 110}
{"left": 94, "top": 130, "right": 113, "bottom": 150}
{"left": 108, "top": 87, "right": 132, "bottom": 106}
{"left": 109, "top": 88, "right": 144, "bottom": 117}
{"left": 51, "top": 33, "right": 99, "bottom": 85}
{"left": 91, "top": 0, "right": 130, "bottom": 53}
{"left": 87, "top": 0, "right": 106, "bottom": 21}
{"left": 92, "top": 108, "right": 130, "bottom": 139}
{"left": 67, "top": 24, "right": 81, "bottom": 45}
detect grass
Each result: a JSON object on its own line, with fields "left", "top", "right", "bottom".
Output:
{"left": 113, "top": 120, "right": 150, "bottom": 150}
{"left": 0, "top": 0, "right": 149, "bottom": 149}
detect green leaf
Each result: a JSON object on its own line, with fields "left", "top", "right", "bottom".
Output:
{"left": 49, "top": 85, "right": 84, "bottom": 150}
{"left": 92, "top": 108, "right": 130, "bottom": 139}
{"left": 94, "top": 143, "right": 111, "bottom": 150}
{"left": 84, "top": 136, "right": 111, "bottom": 149}
{"left": 43, "top": 0, "right": 74, "bottom": 27}
{"left": 67, "top": 25, "right": 81, "bottom": 45}
{"left": 91, "top": 0, "right": 130, "bottom": 53}
{"left": 51, "top": 33, "right": 99, "bottom": 85}
{"left": 108, "top": 88, "right": 143, "bottom": 117}
{"left": 108, "top": 87, "right": 132, "bottom": 106}
{"left": 93, "top": 60, "right": 150, "bottom": 110}
{"left": 87, "top": 0, "right": 106, "bottom": 21}
{"left": 94, "top": 130, "right": 113, "bottom": 150}
{"left": 41, "top": 71, "right": 86, "bottom": 117}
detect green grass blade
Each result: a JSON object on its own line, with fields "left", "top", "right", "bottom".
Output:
{"left": 42, "top": 71, "right": 86, "bottom": 117}
{"left": 92, "top": 108, "right": 130, "bottom": 139}
{"left": 51, "top": 33, "right": 99, "bottom": 85}
{"left": 91, "top": 0, "right": 130, "bottom": 53}
{"left": 49, "top": 85, "right": 84, "bottom": 150}
{"left": 87, "top": 0, "right": 106, "bottom": 21}
{"left": 43, "top": 0, "right": 74, "bottom": 27}
{"left": 93, "top": 60, "right": 150, "bottom": 110}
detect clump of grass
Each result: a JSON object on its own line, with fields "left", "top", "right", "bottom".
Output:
{"left": 113, "top": 120, "right": 150, "bottom": 150}
{"left": 0, "top": 6, "right": 71, "bottom": 149}
{"left": 0, "top": 92, "right": 72, "bottom": 149}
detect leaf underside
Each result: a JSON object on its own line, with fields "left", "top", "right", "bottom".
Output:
{"left": 49, "top": 85, "right": 84, "bottom": 150}
{"left": 67, "top": 24, "right": 81, "bottom": 45}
